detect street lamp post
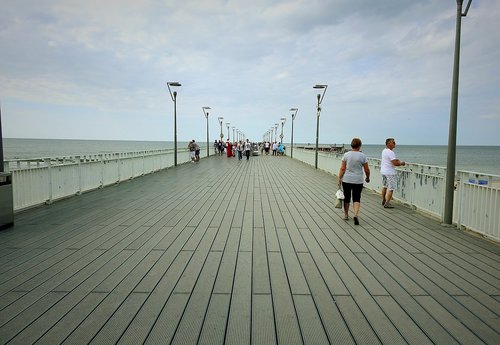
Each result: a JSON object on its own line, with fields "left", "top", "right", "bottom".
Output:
{"left": 290, "top": 108, "right": 298, "bottom": 158}
{"left": 279, "top": 117, "right": 286, "bottom": 143}
{"left": 444, "top": 0, "right": 473, "bottom": 225}
{"left": 167, "top": 81, "right": 182, "bottom": 166}
{"left": 274, "top": 123, "right": 279, "bottom": 143}
{"left": 232, "top": 127, "right": 236, "bottom": 143}
{"left": 313, "top": 84, "right": 328, "bottom": 169}
{"left": 218, "top": 117, "right": 224, "bottom": 142}
{"left": 202, "top": 106, "right": 211, "bottom": 158}
{"left": 226, "top": 123, "right": 230, "bottom": 141}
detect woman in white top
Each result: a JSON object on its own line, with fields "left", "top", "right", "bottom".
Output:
{"left": 338, "top": 138, "right": 370, "bottom": 225}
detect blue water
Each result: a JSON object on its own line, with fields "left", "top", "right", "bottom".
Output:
{"left": 359, "top": 144, "right": 500, "bottom": 176}
{"left": 3, "top": 138, "right": 500, "bottom": 176}
{"left": 2, "top": 138, "right": 177, "bottom": 159}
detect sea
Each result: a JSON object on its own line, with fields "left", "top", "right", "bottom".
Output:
{"left": 2, "top": 138, "right": 500, "bottom": 176}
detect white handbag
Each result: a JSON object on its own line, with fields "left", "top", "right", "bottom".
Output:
{"left": 335, "top": 188, "right": 344, "bottom": 208}
{"left": 335, "top": 189, "right": 345, "bottom": 200}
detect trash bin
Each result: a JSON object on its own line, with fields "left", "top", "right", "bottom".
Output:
{"left": 0, "top": 172, "right": 14, "bottom": 230}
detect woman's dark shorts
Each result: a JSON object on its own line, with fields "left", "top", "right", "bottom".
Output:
{"left": 341, "top": 182, "right": 363, "bottom": 203}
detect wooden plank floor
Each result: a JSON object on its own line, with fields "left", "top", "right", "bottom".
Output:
{"left": 1, "top": 154, "right": 499, "bottom": 345}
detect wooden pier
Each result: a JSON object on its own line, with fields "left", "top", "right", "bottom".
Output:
{"left": 0, "top": 154, "right": 499, "bottom": 344}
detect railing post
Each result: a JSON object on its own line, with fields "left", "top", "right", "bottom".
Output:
{"left": 100, "top": 154, "right": 104, "bottom": 188}
{"left": 117, "top": 153, "right": 121, "bottom": 183}
{"left": 45, "top": 159, "right": 53, "bottom": 204}
{"left": 76, "top": 155, "right": 82, "bottom": 195}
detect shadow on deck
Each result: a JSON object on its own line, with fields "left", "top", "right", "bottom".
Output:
{"left": 0, "top": 154, "right": 499, "bottom": 345}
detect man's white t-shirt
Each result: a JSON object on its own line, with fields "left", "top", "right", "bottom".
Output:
{"left": 381, "top": 148, "right": 397, "bottom": 175}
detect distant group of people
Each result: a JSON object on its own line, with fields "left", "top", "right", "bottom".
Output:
{"left": 211, "top": 140, "right": 287, "bottom": 158}
{"left": 338, "top": 137, "right": 405, "bottom": 226}
{"left": 213, "top": 139, "right": 253, "bottom": 160}
{"left": 188, "top": 140, "right": 200, "bottom": 162}
{"left": 262, "top": 141, "right": 285, "bottom": 156}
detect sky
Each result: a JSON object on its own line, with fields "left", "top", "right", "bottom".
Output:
{"left": 1, "top": 0, "right": 499, "bottom": 146}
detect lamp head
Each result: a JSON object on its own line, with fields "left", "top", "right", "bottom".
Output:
{"left": 202, "top": 106, "right": 211, "bottom": 118}
{"left": 314, "top": 84, "right": 328, "bottom": 105}
{"left": 167, "top": 81, "right": 181, "bottom": 101}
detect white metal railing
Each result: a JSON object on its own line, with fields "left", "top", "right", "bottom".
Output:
{"left": 292, "top": 148, "right": 500, "bottom": 242}
{"left": 455, "top": 171, "right": 500, "bottom": 240}
{"left": 4, "top": 147, "right": 208, "bottom": 211}
{"left": 5, "top": 146, "right": 499, "bottom": 242}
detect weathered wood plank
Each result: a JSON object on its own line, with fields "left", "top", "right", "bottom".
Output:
{"left": 268, "top": 251, "right": 303, "bottom": 345}
{"left": 225, "top": 251, "right": 252, "bottom": 344}
{"left": 198, "top": 293, "right": 231, "bottom": 345}
{"left": 171, "top": 251, "right": 222, "bottom": 345}
{"left": 297, "top": 252, "right": 354, "bottom": 344}
{"left": 252, "top": 294, "right": 277, "bottom": 345}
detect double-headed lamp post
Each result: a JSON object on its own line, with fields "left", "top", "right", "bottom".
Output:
{"left": 167, "top": 81, "right": 182, "bottom": 166}
{"left": 226, "top": 123, "right": 231, "bottom": 141}
{"left": 274, "top": 123, "right": 279, "bottom": 142}
{"left": 290, "top": 108, "right": 298, "bottom": 158}
{"left": 313, "top": 84, "right": 328, "bottom": 169}
{"left": 279, "top": 117, "right": 287, "bottom": 143}
{"left": 202, "top": 106, "right": 211, "bottom": 157}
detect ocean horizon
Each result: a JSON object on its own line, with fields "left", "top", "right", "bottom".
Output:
{"left": 3, "top": 138, "right": 500, "bottom": 176}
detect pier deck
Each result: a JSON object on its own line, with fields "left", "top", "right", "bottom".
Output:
{"left": 0, "top": 154, "right": 499, "bottom": 345}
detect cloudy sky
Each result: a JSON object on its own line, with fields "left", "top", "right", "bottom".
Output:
{"left": 1, "top": 0, "right": 499, "bottom": 145}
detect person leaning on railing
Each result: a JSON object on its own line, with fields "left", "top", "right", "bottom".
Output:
{"left": 380, "top": 137, "right": 405, "bottom": 208}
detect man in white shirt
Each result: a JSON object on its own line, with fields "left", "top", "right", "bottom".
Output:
{"left": 244, "top": 139, "right": 252, "bottom": 160}
{"left": 381, "top": 138, "right": 405, "bottom": 208}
